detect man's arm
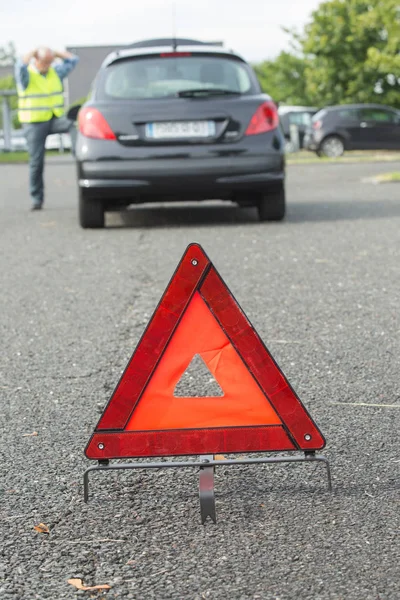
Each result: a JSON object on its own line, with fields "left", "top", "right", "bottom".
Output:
{"left": 23, "top": 49, "right": 38, "bottom": 65}
{"left": 53, "top": 51, "right": 79, "bottom": 81}
{"left": 14, "top": 49, "right": 38, "bottom": 90}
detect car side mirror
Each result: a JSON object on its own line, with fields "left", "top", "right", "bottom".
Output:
{"left": 67, "top": 104, "right": 82, "bottom": 121}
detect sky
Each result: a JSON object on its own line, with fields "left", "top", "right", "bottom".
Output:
{"left": 1, "top": 0, "right": 322, "bottom": 62}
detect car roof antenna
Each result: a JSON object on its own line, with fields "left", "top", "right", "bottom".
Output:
{"left": 172, "top": 1, "right": 177, "bottom": 51}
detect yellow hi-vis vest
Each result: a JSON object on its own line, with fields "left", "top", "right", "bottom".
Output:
{"left": 18, "top": 65, "right": 65, "bottom": 124}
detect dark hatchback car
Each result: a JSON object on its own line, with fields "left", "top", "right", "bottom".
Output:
{"left": 304, "top": 103, "right": 400, "bottom": 157}
{"left": 69, "top": 39, "right": 285, "bottom": 228}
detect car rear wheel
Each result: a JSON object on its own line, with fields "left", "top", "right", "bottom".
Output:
{"left": 319, "top": 135, "right": 345, "bottom": 158}
{"left": 257, "top": 184, "right": 286, "bottom": 222}
{"left": 79, "top": 191, "right": 105, "bottom": 229}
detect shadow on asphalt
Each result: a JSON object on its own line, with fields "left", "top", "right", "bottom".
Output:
{"left": 107, "top": 203, "right": 259, "bottom": 228}
{"left": 105, "top": 195, "right": 400, "bottom": 229}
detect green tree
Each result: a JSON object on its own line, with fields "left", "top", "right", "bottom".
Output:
{"left": 363, "top": 0, "right": 400, "bottom": 107}
{"left": 0, "top": 42, "right": 17, "bottom": 66}
{"left": 0, "top": 42, "right": 18, "bottom": 130}
{"left": 254, "top": 51, "right": 313, "bottom": 105}
{"left": 0, "top": 75, "right": 19, "bottom": 130}
{"left": 302, "top": 0, "right": 400, "bottom": 107}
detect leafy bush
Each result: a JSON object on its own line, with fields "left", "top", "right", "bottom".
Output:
{"left": 0, "top": 75, "right": 19, "bottom": 129}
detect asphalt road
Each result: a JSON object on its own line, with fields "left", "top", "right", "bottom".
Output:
{"left": 1, "top": 157, "right": 399, "bottom": 600}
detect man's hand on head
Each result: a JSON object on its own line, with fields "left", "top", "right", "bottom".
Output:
{"left": 22, "top": 48, "right": 39, "bottom": 65}
{"left": 54, "top": 50, "right": 74, "bottom": 61}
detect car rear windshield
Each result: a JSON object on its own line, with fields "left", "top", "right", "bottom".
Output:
{"left": 98, "top": 54, "right": 258, "bottom": 100}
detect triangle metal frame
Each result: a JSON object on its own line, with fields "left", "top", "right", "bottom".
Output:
{"left": 83, "top": 243, "right": 331, "bottom": 522}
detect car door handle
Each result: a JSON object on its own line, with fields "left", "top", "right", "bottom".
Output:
{"left": 360, "top": 122, "right": 368, "bottom": 128}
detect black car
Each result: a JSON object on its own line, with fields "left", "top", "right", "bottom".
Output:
{"left": 304, "top": 103, "right": 400, "bottom": 157}
{"left": 69, "top": 38, "right": 286, "bottom": 228}
{"left": 277, "top": 105, "right": 318, "bottom": 150}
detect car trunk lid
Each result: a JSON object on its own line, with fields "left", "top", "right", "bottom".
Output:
{"left": 88, "top": 95, "right": 273, "bottom": 146}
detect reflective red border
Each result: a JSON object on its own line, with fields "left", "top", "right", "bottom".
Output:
{"left": 86, "top": 425, "right": 295, "bottom": 459}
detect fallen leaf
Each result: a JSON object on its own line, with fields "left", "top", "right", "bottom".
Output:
{"left": 214, "top": 454, "right": 226, "bottom": 460}
{"left": 22, "top": 431, "right": 38, "bottom": 437}
{"left": 34, "top": 523, "right": 50, "bottom": 534}
{"left": 67, "top": 578, "right": 111, "bottom": 591}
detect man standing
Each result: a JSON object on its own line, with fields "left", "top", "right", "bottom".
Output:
{"left": 15, "top": 47, "right": 79, "bottom": 210}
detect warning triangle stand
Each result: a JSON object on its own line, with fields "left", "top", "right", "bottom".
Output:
{"left": 83, "top": 243, "right": 331, "bottom": 523}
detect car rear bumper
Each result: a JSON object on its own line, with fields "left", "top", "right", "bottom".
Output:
{"left": 79, "top": 157, "right": 284, "bottom": 197}
{"left": 76, "top": 133, "right": 285, "bottom": 201}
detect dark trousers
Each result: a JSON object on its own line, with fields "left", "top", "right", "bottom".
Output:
{"left": 24, "top": 116, "right": 74, "bottom": 207}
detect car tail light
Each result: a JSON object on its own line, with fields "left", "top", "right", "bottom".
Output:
{"left": 245, "top": 101, "right": 279, "bottom": 135}
{"left": 160, "top": 52, "right": 192, "bottom": 57}
{"left": 78, "top": 107, "right": 116, "bottom": 140}
{"left": 313, "top": 120, "right": 322, "bottom": 130}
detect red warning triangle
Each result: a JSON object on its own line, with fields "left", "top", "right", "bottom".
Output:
{"left": 85, "top": 244, "right": 325, "bottom": 460}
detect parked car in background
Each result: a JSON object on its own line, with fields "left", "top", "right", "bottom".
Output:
{"left": 45, "top": 133, "right": 72, "bottom": 151}
{"left": 278, "top": 105, "right": 318, "bottom": 151}
{"left": 304, "top": 103, "right": 400, "bottom": 157}
{"left": 68, "top": 38, "right": 286, "bottom": 228}
{"left": 0, "top": 129, "right": 28, "bottom": 152}
{"left": 0, "top": 130, "right": 72, "bottom": 152}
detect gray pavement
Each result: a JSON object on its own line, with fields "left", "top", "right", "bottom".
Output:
{"left": 1, "top": 157, "right": 399, "bottom": 599}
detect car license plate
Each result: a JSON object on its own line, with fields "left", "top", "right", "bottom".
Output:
{"left": 145, "top": 121, "right": 215, "bottom": 139}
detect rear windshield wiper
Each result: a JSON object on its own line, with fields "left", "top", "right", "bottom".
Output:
{"left": 177, "top": 88, "right": 241, "bottom": 98}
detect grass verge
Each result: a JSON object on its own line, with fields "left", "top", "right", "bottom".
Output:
{"left": 287, "top": 150, "right": 400, "bottom": 165}
{"left": 0, "top": 151, "right": 67, "bottom": 163}
{"left": 373, "top": 171, "right": 400, "bottom": 183}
